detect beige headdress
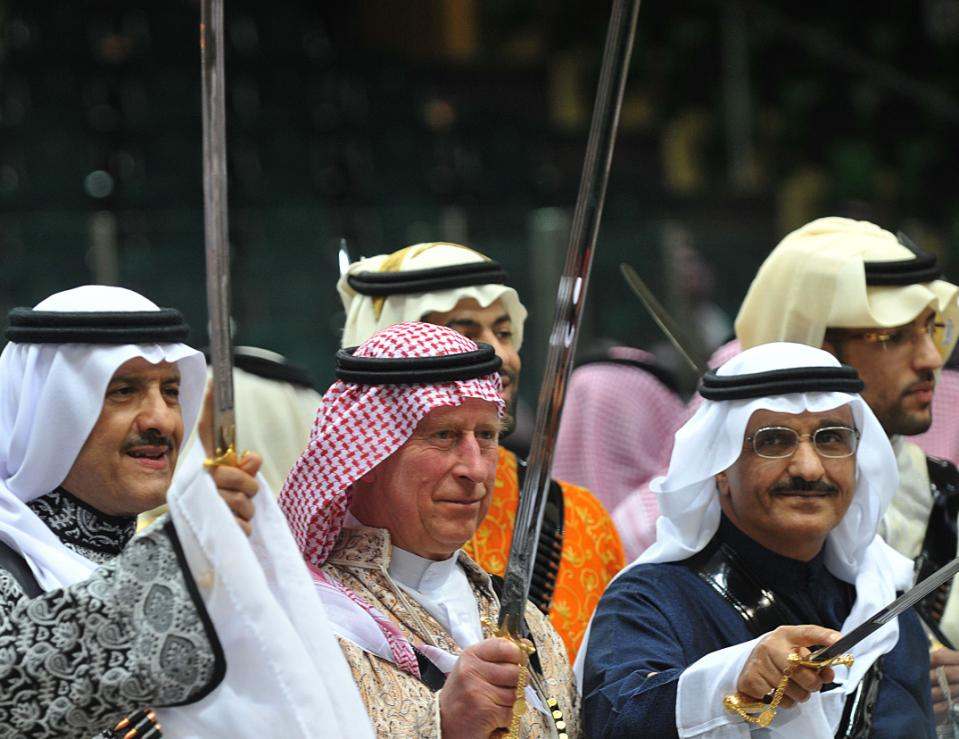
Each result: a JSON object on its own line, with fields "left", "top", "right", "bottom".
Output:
{"left": 337, "top": 242, "right": 527, "bottom": 349}
{"left": 736, "top": 216, "right": 959, "bottom": 359}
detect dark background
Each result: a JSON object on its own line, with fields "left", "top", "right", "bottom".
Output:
{"left": 2, "top": 0, "right": 958, "bottom": 399}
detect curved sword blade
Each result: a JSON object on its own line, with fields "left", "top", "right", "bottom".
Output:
{"left": 497, "top": 0, "right": 642, "bottom": 636}
{"left": 812, "top": 555, "right": 959, "bottom": 661}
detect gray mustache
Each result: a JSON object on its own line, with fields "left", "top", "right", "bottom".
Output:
{"left": 770, "top": 477, "right": 839, "bottom": 494}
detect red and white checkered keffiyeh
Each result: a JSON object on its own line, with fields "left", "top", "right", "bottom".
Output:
{"left": 914, "top": 367, "right": 959, "bottom": 462}
{"left": 553, "top": 347, "right": 686, "bottom": 515}
{"left": 279, "top": 321, "right": 504, "bottom": 569}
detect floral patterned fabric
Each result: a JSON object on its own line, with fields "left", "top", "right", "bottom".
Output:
{"left": 0, "top": 489, "right": 222, "bottom": 739}
{"left": 463, "top": 447, "right": 625, "bottom": 660}
{"left": 324, "top": 525, "right": 579, "bottom": 738}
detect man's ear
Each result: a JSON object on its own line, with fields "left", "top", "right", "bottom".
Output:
{"left": 715, "top": 471, "right": 730, "bottom": 497}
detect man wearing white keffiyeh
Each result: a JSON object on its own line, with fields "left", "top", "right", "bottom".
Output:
{"left": 578, "top": 342, "right": 934, "bottom": 738}
{"left": 0, "top": 285, "right": 371, "bottom": 739}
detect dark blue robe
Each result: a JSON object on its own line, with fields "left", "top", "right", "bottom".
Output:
{"left": 582, "top": 516, "right": 935, "bottom": 738}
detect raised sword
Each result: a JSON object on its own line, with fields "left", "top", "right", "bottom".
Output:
{"left": 200, "top": 0, "right": 237, "bottom": 463}
{"left": 494, "top": 1, "right": 641, "bottom": 735}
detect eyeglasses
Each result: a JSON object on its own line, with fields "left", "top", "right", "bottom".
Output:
{"left": 844, "top": 314, "right": 946, "bottom": 353}
{"left": 745, "top": 426, "right": 860, "bottom": 459}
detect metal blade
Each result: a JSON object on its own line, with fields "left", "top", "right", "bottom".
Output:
{"left": 201, "top": 0, "right": 235, "bottom": 456}
{"left": 497, "top": 0, "right": 641, "bottom": 636}
{"left": 620, "top": 262, "right": 707, "bottom": 374}
{"left": 812, "top": 555, "right": 959, "bottom": 661}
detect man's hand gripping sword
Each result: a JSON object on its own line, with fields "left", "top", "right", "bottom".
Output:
{"left": 724, "top": 554, "right": 959, "bottom": 727}
{"left": 723, "top": 651, "right": 854, "bottom": 728}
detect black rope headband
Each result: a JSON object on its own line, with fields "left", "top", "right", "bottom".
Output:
{"left": 863, "top": 231, "right": 943, "bottom": 286}
{"left": 230, "top": 347, "right": 316, "bottom": 390}
{"left": 699, "top": 365, "right": 864, "bottom": 401}
{"left": 347, "top": 261, "right": 509, "bottom": 297}
{"left": 6, "top": 308, "right": 190, "bottom": 344}
{"left": 335, "top": 342, "right": 502, "bottom": 385}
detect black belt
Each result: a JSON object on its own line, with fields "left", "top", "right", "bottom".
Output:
{"left": 915, "top": 455, "right": 959, "bottom": 649}
{"left": 516, "top": 457, "right": 564, "bottom": 615}
{"left": 684, "top": 538, "right": 882, "bottom": 738}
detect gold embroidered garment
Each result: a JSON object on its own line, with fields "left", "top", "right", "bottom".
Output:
{"left": 324, "top": 525, "right": 580, "bottom": 738}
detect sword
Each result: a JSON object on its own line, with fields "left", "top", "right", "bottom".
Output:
{"left": 494, "top": 4, "right": 640, "bottom": 734}
{"left": 200, "top": 0, "right": 236, "bottom": 463}
{"left": 726, "top": 554, "right": 959, "bottom": 727}
{"left": 620, "top": 262, "right": 707, "bottom": 374}
{"left": 498, "top": 0, "right": 640, "bottom": 637}
{"left": 813, "top": 554, "right": 959, "bottom": 662}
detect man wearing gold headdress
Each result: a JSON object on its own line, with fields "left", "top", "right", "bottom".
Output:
{"left": 735, "top": 216, "right": 959, "bottom": 721}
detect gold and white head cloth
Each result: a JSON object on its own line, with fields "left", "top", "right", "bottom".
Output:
{"left": 338, "top": 242, "right": 528, "bottom": 348}
{"left": 736, "top": 216, "right": 959, "bottom": 358}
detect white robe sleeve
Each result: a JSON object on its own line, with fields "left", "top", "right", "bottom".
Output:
{"left": 156, "top": 445, "right": 373, "bottom": 738}
{"left": 676, "top": 639, "right": 837, "bottom": 738}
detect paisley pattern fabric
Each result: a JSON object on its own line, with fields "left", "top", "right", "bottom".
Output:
{"left": 0, "top": 489, "right": 222, "bottom": 738}
{"left": 463, "top": 447, "right": 625, "bottom": 660}
{"left": 324, "top": 526, "right": 579, "bottom": 738}
{"left": 27, "top": 488, "right": 136, "bottom": 563}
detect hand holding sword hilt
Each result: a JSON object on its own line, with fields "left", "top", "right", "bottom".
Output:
{"left": 203, "top": 443, "right": 247, "bottom": 469}
{"left": 723, "top": 650, "right": 854, "bottom": 727}
{"left": 484, "top": 618, "right": 536, "bottom": 738}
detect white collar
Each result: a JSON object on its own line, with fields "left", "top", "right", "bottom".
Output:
{"left": 388, "top": 545, "right": 461, "bottom": 594}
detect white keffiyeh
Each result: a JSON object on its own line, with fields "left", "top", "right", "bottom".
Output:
{"left": 0, "top": 285, "right": 205, "bottom": 591}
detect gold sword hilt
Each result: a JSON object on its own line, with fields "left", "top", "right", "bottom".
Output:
{"left": 203, "top": 444, "right": 248, "bottom": 468}
{"left": 486, "top": 620, "right": 536, "bottom": 738}
{"left": 723, "top": 650, "right": 854, "bottom": 728}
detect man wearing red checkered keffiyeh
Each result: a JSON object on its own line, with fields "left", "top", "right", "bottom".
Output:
{"left": 279, "top": 321, "right": 579, "bottom": 738}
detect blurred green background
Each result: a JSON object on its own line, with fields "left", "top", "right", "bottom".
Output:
{"left": 2, "top": 0, "right": 958, "bottom": 398}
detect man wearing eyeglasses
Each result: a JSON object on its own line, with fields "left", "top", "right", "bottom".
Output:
{"left": 735, "top": 216, "right": 959, "bottom": 722}
{"left": 579, "top": 343, "right": 934, "bottom": 737}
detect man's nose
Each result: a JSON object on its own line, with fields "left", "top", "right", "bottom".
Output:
{"left": 914, "top": 330, "right": 944, "bottom": 373}
{"left": 135, "top": 387, "right": 177, "bottom": 436}
{"left": 454, "top": 434, "right": 488, "bottom": 483}
{"left": 787, "top": 438, "right": 826, "bottom": 480}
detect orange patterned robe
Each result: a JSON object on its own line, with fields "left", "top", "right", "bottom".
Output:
{"left": 464, "top": 446, "right": 625, "bottom": 660}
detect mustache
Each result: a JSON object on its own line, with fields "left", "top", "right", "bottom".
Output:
{"left": 903, "top": 370, "right": 936, "bottom": 395}
{"left": 122, "top": 429, "right": 174, "bottom": 453}
{"left": 770, "top": 477, "right": 839, "bottom": 495}
{"left": 499, "top": 368, "right": 518, "bottom": 387}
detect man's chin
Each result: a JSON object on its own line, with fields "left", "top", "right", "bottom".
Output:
{"left": 122, "top": 480, "right": 172, "bottom": 515}
{"left": 890, "top": 409, "right": 934, "bottom": 436}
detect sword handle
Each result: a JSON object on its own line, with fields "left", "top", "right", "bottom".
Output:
{"left": 723, "top": 651, "right": 854, "bottom": 728}
{"left": 487, "top": 620, "right": 535, "bottom": 738}
{"left": 203, "top": 444, "right": 245, "bottom": 469}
